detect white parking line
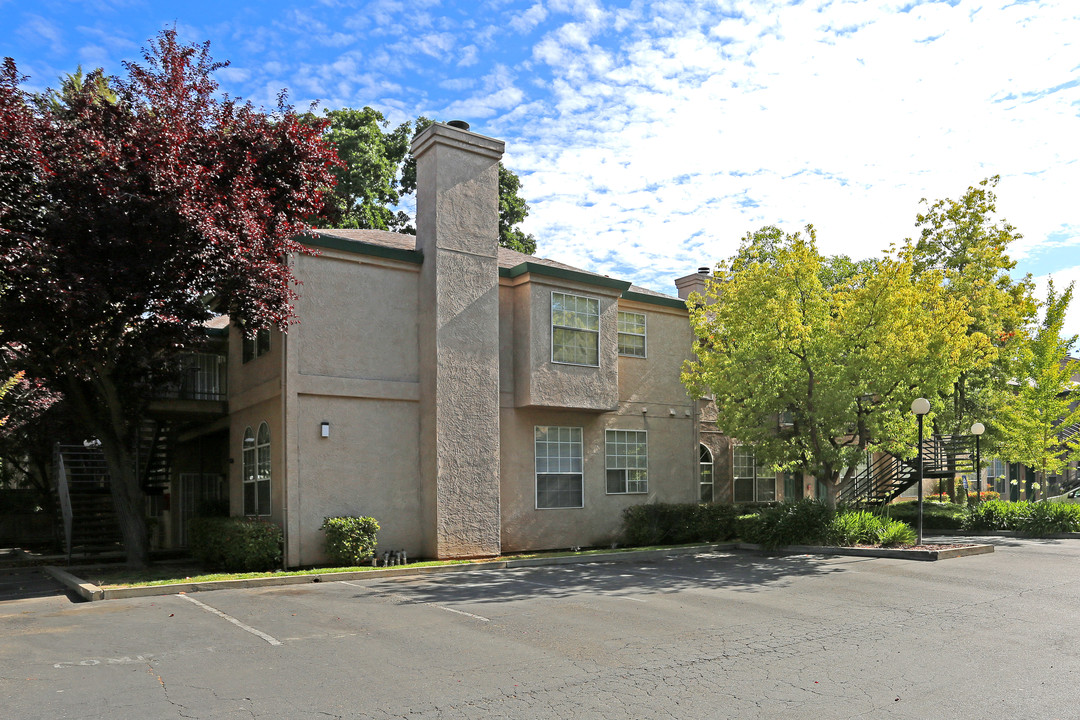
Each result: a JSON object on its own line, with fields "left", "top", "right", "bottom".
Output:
{"left": 434, "top": 605, "right": 490, "bottom": 621}
{"left": 339, "top": 581, "right": 490, "bottom": 622}
{"left": 177, "top": 594, "right": 282, "bottom": 646}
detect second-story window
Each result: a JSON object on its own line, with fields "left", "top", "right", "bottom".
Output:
{"left": 617, "top": 311, "right": 646, "bottom": 357}
{"left": 551, "top": 292, "right": 599, "bottom": 366}
{"left": 243, "top": 328, "right": 271, "bottom": 363}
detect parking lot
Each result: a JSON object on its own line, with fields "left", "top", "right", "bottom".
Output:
{"left": 2, "top": 537, "right": 1078, "bottom": 719}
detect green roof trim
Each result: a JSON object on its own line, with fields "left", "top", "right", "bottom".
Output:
{"left": 503, "top": 262, "right": 632, "bottom": 291}
{"left": 620, "top": 290, "right": 687, "bottom": 310}
{"left": 301, "top": 233, "right": 423, "bottom": 264}
{"left": 205, "top": 327, "right": 229, "bottom": 338}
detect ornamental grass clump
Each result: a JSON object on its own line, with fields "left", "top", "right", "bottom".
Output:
{"left": 1016, "top": 502, "right": 1080, "bottom": 535}
{"left": 827, "top": 510, "right": 883, "bottom": 546}
{"left": 877, "top": 519, "right": 917, "bottom": 547}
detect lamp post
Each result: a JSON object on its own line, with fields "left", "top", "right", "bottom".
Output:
{"left": 912, "top": 397, "right": 931, "bottom": 546}
{"left": 971, "top": 422, "right": 985, "bottom": 504}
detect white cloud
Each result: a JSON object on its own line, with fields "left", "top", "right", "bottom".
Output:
{"left": 496, "top": 0, "right": 1080, "bottom": 342}
{"left": 509, "top": 2, "right": 548, "bottom": 33}
{"left": 18, "top": 15, "right": 65, "bottom": 54}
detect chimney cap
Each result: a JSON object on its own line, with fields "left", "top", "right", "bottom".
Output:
{"left": 447, "top": 120, "right": 471, "bottom": 131}
{"left": 698, "top": 266, "right": 710, "bottom": 275}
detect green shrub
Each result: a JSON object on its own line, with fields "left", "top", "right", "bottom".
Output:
{"left": 621, "top": 503, "right": 741, "bottom": 546}
{"left": 886, "top": 501, "right": 965, "bottom": 529}
{"left": 964, "top": 499, "right": 1026, "bottom": 531}
{"left": 321, "top": 516, "right": 380, "bottom": 565}
{"left": 749, "top": 499, "right": 832, "bottom": 549}
{"left": 188, "top": 517, "right": 282, "bottom": 571}
{"left": 828, "top": 510, "right": 883, "bottom": 546}
{"left": 877, "top": 519, "right": 917, "bottom": 547}
{"left": 1018, "top": 502, "right": 1080, "bottom": 535}
{"left": 735, "top": 513, "right": 764, "bottom": 544}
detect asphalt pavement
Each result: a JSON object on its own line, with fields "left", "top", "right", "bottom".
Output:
{"left": 1, "top": 536, "right": 1077, "bottom": 719}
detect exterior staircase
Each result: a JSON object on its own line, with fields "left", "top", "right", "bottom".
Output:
{"left": 838, "top": 434, "right": 976, "bottom": 507}
{"left": 54, "top": 444, "right": 123, "bottom": 558}
{"left": 53, "top": 419, "right": 176, "bottom": 559}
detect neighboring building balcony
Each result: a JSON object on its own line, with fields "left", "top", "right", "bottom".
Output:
{"left": 149, "top": 352, "right": 229, "bottom": 419}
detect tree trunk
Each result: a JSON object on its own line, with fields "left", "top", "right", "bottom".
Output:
{"left": 65, "top": 376, "right": 150, "bottom": 569}
{"left": 106, "top": 454, "right": 150, "bottom": 569}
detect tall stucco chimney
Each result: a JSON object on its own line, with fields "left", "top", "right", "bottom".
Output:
{"left": 675, "top": 266, "right": 713, "bottom": 301}
{"left": 412, "top": 122, "right": 504, "bottom": 559}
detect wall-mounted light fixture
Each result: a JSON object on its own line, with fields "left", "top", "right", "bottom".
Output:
{"left": 320, "top": 421, "right": 331, "bottom": 438}
{"left": 641, "top": 407, "right": 648, "bottom": 414}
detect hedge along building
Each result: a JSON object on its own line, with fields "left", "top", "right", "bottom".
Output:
{"left": 224, "top": 122, "right": 704, "bottom": 566}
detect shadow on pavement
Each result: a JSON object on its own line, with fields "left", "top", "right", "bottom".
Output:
{"left": 0, "top": 567, "right": 82, "bottom": 604}
{"left": 359, "top": 551, "right": 851, "bottom": 606}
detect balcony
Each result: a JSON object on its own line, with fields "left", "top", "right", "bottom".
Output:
{"left": 150, "top": 353, "right": 228, "bottom": 419}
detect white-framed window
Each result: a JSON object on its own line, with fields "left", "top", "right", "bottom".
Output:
{"left": 535, "top": 426, "right": 584, "bottom": 509}
{"left": 243, "top": 328, "right": 271, "bottom": 363}
{"left": 243, "top": 423, "right": 271, "bottom": 516}
{"left": 988, "top": 458, "right": 1008, "bottom": 496}
{"left": 699, "top": 444, "right": 713, "bottom": 503}
{"left": 733, "top": 445, "right": 775, "bottom": 503}
{"left": 606, "top": 429, "right": 648, "bottom": 494}
{"left": 617, "top": 311, "right": 646, "bottom": 357}
{"left": 551, "top": 292, "right": 599, "bottom": 366}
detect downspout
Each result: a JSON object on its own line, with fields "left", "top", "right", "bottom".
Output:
{"left": 279, "top": 309, "right": 289, "bottom": 570}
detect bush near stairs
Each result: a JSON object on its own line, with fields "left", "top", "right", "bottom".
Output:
{"left": 188, "top": 517, "right": 282, "bottom": 571}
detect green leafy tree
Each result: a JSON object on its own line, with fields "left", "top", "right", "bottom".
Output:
{"left": 995, "top": 281, "right": 1080, "bottom": 500}
{"left": 496, "top": 163, "right": 536, "bottom": 254}
{"left": 0, "top": 33, "right": 340, "bottom": 567}
{"left": 319, "top": 107, "right": 412, "bottom": 231}
{"left": 905, "top": 177, "right": 1037, "bottom": 435}
{"left": 321, "top": 111, "right": 536, "bottom": 253}
{"left": 683, "top": 226, "right": 985, "bottom": 497}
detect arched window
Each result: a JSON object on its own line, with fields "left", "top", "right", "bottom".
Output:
{"left": 242, "top": 427, "right": 256, "bottom": 515}
{"left": 699, "top": 444, "right": 713, "bottom": 503}
{"left": 256, "top": 422, "right": 271, "bottom": 516}
{"left": 243, "top": 424, "right": 271, "bottom": 516}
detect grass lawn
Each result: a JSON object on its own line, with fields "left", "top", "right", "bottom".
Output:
{"left": 80, "top": 543, "right": 707, "bottom": 589}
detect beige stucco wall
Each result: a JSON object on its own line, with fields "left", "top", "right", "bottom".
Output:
{"left": 283, "top": 250, "right": 423, "bottom": 567}
{"left": 509, "top": 275, "right": 623, "bottom": 411}
{"left": 498, "top": 283, "right": 698, "bottom": 551}
{"left": 499, "top": 407, "right": 697, "bottom": 552}
{"left": 616, "top": 298, "right": 693, "bottom": 405}
{"left": 291, "top": 395, "right": 421, "bottom": 565}
{"left": 292, "top": 251, "right": 420, "bottom": 382}
{"left": 414, "top": 124, "right": 504, "bottom": 559}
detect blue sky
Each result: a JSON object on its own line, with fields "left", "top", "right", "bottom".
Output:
{"left": 3, "top": 0, "right": 1079, "bottom": 339}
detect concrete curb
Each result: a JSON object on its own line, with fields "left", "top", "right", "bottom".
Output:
{"left": 736, "top": 542, "right": 995, "bottom": 561}
{"left": 927, "top": 529, "right": 1080, "bottom": 540}
{"left": 46, "top": 539, "right": 993, "bottom": 601}
{"left": 49, "top": 544, "right": 739, "bottom": 601}
{"left": 42, "top": 566, "right": 104, "bottom": 601}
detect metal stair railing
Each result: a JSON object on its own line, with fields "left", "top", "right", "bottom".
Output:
{"left": 839, "top": 433, "right": 979, "bottom": 507}
{"left": 54, "top": 445, "right": 73, "bottom": 562}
